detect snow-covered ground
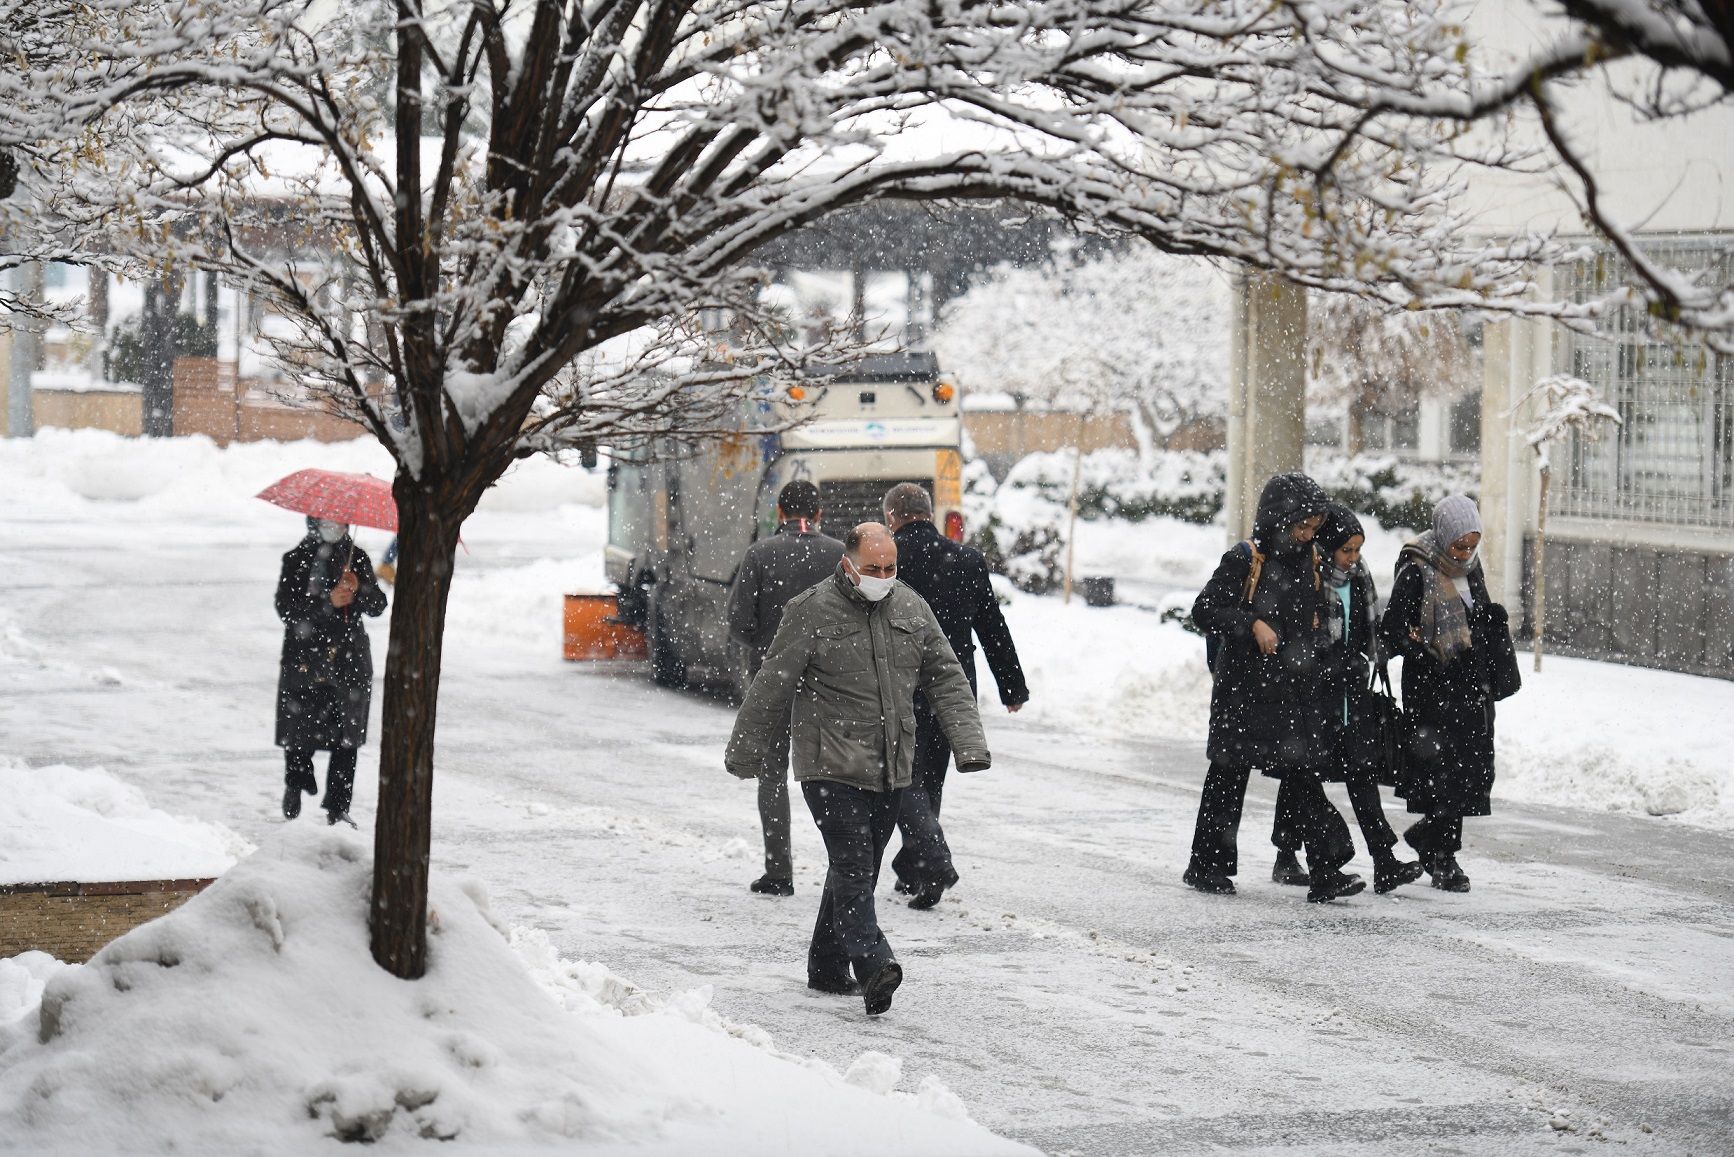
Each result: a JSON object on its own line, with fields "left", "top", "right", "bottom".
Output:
{"left": 1, "top": 429, "right": 1731, "bottom": 1154}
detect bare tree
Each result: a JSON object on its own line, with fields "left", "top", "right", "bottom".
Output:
{"left": 2, "top": 0, "right": 1554, "bottom": 978}
{"left": 1517, "top": 374, "right": 1622, "bottom": 672}
{"left": 1307, "top": 296, "right": 1475, "bottom": 453}
{"left": 932, "top": 245, "right": 1231, "bottom": 451}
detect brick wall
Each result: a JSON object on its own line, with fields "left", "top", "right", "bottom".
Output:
{"left": 0, "top": 879, "right": 215, "bottom": 963}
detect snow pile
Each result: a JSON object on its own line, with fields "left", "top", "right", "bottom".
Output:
{"left": 0, "top": 427, "right": 602, "bottom": 523}
{"left": 1492, "top": 654, "right": 1734, "bottom": 828}
{"left": 0, "top": 759, "right": 250, "bottom": 885}
{"left": 999, "top": 594, "right": 1213, "bottom": 741}
{"left": 0, "top": 827, "right": 1028, "bottom": 1155}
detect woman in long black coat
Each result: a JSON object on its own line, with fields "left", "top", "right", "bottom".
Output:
{"left": 1273, "top": 506, "right": 1423, "bottom": 893}
{"left": 1185, "top": 473, "right": 1362, "bottom": 904}
{"left": 276, "top": 517, "right": 387, "bottom": 825}
{"left": 1378, "top": 495, "right": 1501, "bottom": 892}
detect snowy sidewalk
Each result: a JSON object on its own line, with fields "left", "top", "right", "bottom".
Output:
{"left": 2, "top": 431, "right": 1732, "bottom": 1154}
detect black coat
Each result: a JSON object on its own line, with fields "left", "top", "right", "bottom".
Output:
{"left": 891, "top": 520, "right": 1028, "bottom": 705}
{"left": 1379, "top": 559, "right": 1497, "bottom": 817}
{"left": 1194, "top": 473, "right": 1332, "bottom": 770}
{"left": 274, "top": 534, "right": 387, "bottom": 750}
{"left": 1317, "top": 564, "right": 1383, "bottom": 783}
{"left": 727, "top": 523, "right": 845, "bottom": 668}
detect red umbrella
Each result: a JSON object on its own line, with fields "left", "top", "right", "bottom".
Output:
{"left": 257, "top": 469, "right": 398, "bottom": 532}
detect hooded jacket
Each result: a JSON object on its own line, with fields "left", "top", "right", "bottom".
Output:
{"left": 1192, "top": 473, "right": 1332, "bottom": 769}
{"left": 725, "top": 565, "right": 989, "bottom": 792}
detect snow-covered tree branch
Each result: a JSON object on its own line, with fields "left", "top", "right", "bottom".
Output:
{"left": 2, "top": 0, "right": 1589, "bottom": 978}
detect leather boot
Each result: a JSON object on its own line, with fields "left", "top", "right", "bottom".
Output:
{"left": 1271, "top": 849, "right": 1310, "bottom": 886}
{"left": 1372, "top": 849, "right": 1424, "bottom": 894}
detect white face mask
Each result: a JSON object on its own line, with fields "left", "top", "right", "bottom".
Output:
{"left": 316, "top": 520, "right": 349, "bottom": 544}
{"left": 846, "top": 557, "right": 896, "bottom": 602}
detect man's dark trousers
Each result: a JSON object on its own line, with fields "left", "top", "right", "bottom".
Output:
{"left": 891, "top": 697, "right": 956, "bottom": 889}
{"left": 1189, "top": 762, "right": 1352, "bottom": 877}
{"left": 803, "top": 779, "right": 901, "bottom": 984}
{"left": 757, "top": 698, "right": 794, "bottom": 881}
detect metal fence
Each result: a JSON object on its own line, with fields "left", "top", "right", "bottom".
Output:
{"left": 1553, "top": 240, "right": 1734, "bottom": 530}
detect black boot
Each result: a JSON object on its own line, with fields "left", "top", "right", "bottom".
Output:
{"left": 1307, "top": 869, "right": 1367, "bottom": 903}
{"left": 1402, "top": 823, "right": 1437, "bottom": 873}
{"left": 283, "top": 784, "right": 302, "bottom": 820}
{"left": 1430, "top": 853, "right": 1471, "bottom": 892}
{"left": 1271, "top": 849, "right": 1310, "bottom": 886}
{"left": 1182, "top": 866, "right": 1235, "bottom": 895}
{"left": 863, "top": 960, "right": 903, "bottom": 1016}
{"left": 1372, "top": 849, "right": 1424, "bottom": 894}
{"left": 750, "top": 875, "right": 795, "bottom": 897}
{"left": 808, "top": 973, "right": 862, "bottom": 996}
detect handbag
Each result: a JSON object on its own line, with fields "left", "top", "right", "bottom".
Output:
{"left": 1482, "top": 602, "right": 1522, "bottom": 702}
{"left": 1370, "top": 662, "right": 1407, "bottom": 790}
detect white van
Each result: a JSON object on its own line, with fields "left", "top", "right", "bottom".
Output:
{"left": 605, "top": 353, "right": 965, "bottom": 695}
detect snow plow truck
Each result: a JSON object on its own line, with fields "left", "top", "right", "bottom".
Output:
{"left": 605, "top": 352, "right": 965, "bottom": 697}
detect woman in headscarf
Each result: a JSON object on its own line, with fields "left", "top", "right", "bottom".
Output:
{"left": 1378, "top": 494, "right": 1498, "bottom": 892}
{"left": 275, "top": 516, "right": 388, "bottom": 826}
{"left": 1185, "top": 473, "right": 1363, "bottom": 904}
{"left": 1271, "top": 505, "right": 1423, "bottom": 894}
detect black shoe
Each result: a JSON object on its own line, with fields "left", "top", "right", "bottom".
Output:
{"left": 908, "top": 881, "right": 948, "bottom": 910}
{"left": 283, "top": 785, "right": 302, "bottom": 821}
{"left": 1271, "top": 849, "right": 1310, "bottom": 886}
{"left": 750, "top": 875, "right": 795, "bottom": 897}
{"left": 1373, "top": 856, "right": 1425, "bottom": 894}
{"left": 893, "top": 878, "right": 914, "bottom": 895}
{"left": 1182, "top": 867, "right": 1235, "bottom": 895}
{"left": 1307, "top": 870, "right": 1367, "bottom": 903}
{"left": 863, "top": 961, "right": 903, "bottom": 1016}
{"left": 807, "top": 974, "right": 862, "bottom": 996}
{"left": 1403, "top": 824, "right": 1436, "bottom": 872}
{"left": 1429, "top": 854, "right": 1471, "bottom": 893}
{"left": 326, "top": 811, "right": 357, "bottom": 829}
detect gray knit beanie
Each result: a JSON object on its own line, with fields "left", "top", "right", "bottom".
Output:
{"left": 1433, "top": 494, "right": 1482, "bottom": 546}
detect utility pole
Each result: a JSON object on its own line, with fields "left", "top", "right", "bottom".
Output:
{"left": 6, "top": 263, "right": 42, "bottom": 438}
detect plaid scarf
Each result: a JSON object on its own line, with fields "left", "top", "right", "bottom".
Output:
{"left": 1399, "top": 530, "right": 1476, "bottom": 664}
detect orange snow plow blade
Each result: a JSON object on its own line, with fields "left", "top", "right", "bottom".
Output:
{"left": 562, "top": 594, "right": 648, "bottom": 661}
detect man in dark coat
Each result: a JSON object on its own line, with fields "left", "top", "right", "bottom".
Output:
{"left": 727, "top": 480, "right": 845, "bottom": 896}
{"left": 882, "top": 482, "right": 1028, "bottom": 909}
{"left": 275, "top": 517, "right": 387, "bottom": 826}
{"left": 1185, "top": 473, "right": 1363, "bottom": 903}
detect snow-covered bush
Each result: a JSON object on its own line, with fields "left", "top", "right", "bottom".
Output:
{"left": 999, "top": 448, "right": 1226, "bottom": 525}
{"left": 963, "top": 448, "right": 1478, "bottom": 586}
{"left": 1304, "top": 450, "right": 1478, "bottom": 533}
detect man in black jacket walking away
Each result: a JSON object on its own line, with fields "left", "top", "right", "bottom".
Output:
{"left": 727, "top": 481, "right": 845, "bottom": 896}
{"left": 1185, "top": 474, "right": 1363, "bottom": 903}
{"left": 276, "top": 517, "right": 388, "bottom": 827}
{"left": 882, "top": 482, "right": 1029, "bottom": 910}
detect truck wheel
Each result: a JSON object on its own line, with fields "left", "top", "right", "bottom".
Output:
{"left": 649, "top": 599, "right": 686, "bottom": 688}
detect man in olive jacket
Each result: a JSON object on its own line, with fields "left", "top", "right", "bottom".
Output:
{"left": 726, "top": 523, "right": 989, "bottom": 1016}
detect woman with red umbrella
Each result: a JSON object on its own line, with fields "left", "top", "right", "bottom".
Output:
{"left": 273, "top": 515, "right": 388, "bottom": 826}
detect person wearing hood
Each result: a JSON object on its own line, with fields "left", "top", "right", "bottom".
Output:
{"left": 725, "top": 523, "right": 988, "bottom": 1016}
{"left": 1185, "top": 473, "right": 1363, "bottom": 903}
{"left": 1379, "top": 495, "right": 1507, "bottom": 892}
{"left": 275, "top": 516, "right": 387, "bottom": 827}
{"left": 1270, "top": 505, "right": 1424, "bottom": 894}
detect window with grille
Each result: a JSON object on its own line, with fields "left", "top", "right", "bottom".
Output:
{"left": 1554, "top": 240, "right": 1734, "bottom": 530}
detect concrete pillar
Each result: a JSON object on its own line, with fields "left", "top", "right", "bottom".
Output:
{"left": 1225, "top": 271, "right": 1308, "bottom": 541}
{"left": 1477, "top": 306, "right": 1547, "bottom": 612}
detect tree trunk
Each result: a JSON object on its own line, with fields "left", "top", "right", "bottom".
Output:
{"left": 1063, "top": 414, "right": 1086, "bottom": 605}
{"left": 369, "top": 476, "right": 464, "bottom": 979}
{"left": 1531, "top": 464, "right": 1550, "bottom": 674}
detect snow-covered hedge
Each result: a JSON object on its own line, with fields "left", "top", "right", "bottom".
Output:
{"left": 965, "top": 448, "right": 1479, "bottom": 590}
